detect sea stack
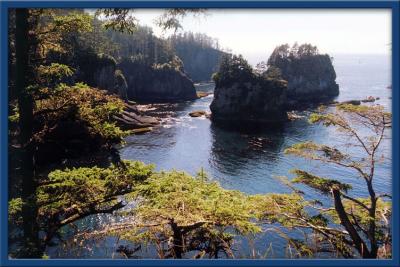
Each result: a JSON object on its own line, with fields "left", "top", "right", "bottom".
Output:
{"left": 267, "top": 43, "right": 339, "bottom": 108}
{"left": 210, "top": 54, "right": 288, "bottom": 124}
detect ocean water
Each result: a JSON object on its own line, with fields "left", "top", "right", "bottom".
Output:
{"left": 120, "top": 54, "right": 392, "bottom": 196}
{"left": 47, "top": 54, "right": 392, "bottom": 258}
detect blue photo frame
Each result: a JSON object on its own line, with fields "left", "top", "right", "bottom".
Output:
{"left": 0, "top": 1, "right": 399, "bottom": 266}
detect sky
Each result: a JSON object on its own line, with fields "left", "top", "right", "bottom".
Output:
{"left": 130, "top": 9, "right": 391, "bottom": 64}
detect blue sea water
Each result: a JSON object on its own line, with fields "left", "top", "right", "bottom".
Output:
{"left": 46, "top": 53, "right": 392, "bottom": 258}
{"left": 120, "top": 54, "right": 392, "bottom": 197}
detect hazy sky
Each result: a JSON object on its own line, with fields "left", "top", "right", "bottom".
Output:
{"left": 132, "top": 9, "right": 391, "bottom": 64}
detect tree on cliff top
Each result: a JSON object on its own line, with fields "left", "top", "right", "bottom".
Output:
{"left": 212, "top": 54, "right": 255, "bottom": 87}
{"left": 268, "top": 43, "right": 320, "bottom": 66}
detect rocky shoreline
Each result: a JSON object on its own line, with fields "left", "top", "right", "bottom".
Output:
{"left": 112, "top": 83, "right": 215, "bottom": 133}
{"left": 113, "top": 101, "right": 160, "bottom": 132}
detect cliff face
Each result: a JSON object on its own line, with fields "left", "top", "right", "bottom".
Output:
{"left": 74, "top": 53, "right": 129, "bottom": 100}
{"left": 75, "top": 53, "right": 196, "bottom": 103}
{"left": 267, "top": 44, "right": 339, "bottom": 108}
{"left": 210, "top": 55, "right": 288, "bottom": 124}
{"left": 210, "top": 79, "right": 288, "bottom": 123}
{"left": 118, "top": 59, "right": 197, "bottom": 102}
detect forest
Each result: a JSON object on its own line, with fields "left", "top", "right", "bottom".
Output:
{"left": 7, "top": 8, "right": 392, "bottom": 260}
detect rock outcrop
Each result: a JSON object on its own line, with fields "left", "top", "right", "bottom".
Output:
{"left": 113, "top": 102, "right": 160, "bottom": 130}
{"left": 74, "top": 52, "right": 196, "bottom": 103}
{"left": 210, "top": 55, "right": 288, "bottom": 124}
{"left": 189, "top": 110, "right": 210, "bottom": 118}
{"left": 114, "top": 70, "right": 129, "bottom": 100}
{"left": 74, "top": 53, "right": 129, "bottom": 100}
{"left": 267, "top": 43, "right": 339, "bottom": 108}
{"left": 118, "top": 58, "right": 197, "bottom": 102}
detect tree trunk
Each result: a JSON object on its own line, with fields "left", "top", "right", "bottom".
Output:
{"left": 15, "top": 8, "right": 40, "bottom": 258}
{"left": 332, "top": 188, "right": 372, "bottom": 258}
{"left": 170, "top": 219, "right": 184, "bottom": 259}
{"left": 367, "top": 180, "right": 378, "bottom": 258}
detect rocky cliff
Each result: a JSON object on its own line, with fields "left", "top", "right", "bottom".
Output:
{"left": 74, "top": 53, "right": 196, "bottom": 103}
{"left": 118, "top": 57, "right": 197, "bottom": 102}
{"left": 74, "top": 53, "right": 129, "bottom": 100}
{"left": 210, "top": 55, "right": 288, "bottom": 124}
{"left": 267, "top": 44, "right": 339, "bottom": 108}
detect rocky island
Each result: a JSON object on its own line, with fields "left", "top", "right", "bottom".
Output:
{"left": 210, "top": 55, "right": 288, "bottom": 124}
{"left": 209, "top": 44, "right": 340, "bottom": 125}
{"left": 267, "top": 43, "right": 339, "bottom": 108}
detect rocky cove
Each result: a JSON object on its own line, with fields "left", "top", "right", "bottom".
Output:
{"left": 8, "top": 7, "right": 393, "bottom": 260}
{"left": 94, "top": 44, "right": 341, "bottom": 134}
{"left": 104, "top": 45, "right": 382, "bottom": 137}
{"left": 31, "top": 42, "right": 387, "bottom": 172}
{"left": 43, "top": 53, "right": 392, "bottom": 258}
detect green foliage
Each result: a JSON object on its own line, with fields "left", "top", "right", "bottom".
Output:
{"left": 153, "top": 56, "right": 184, "bottom": 72}
{"left": 9, "top": 8, "right": 393, "bottom": 260}
{"left": 52, "top": 12, "right": 93, "bottom": 34}
{"left": 8, "top": 198, "right": 24, "bottom": 223}
{"left": 95, "top": 9, "right": 138, "bottom": 34}
{"left": 37, "top": 161, "right": 154, "bottom": 219}
{"left": 133, "top": 171, "right": 261, "bottom": 234}
{"left": 37, "top": 63, "right": 74, "bottom": 87}
{"left": 8, "top": 8, "right": 216, "bottom": 259}
{"left": 268, "top": 43, "right": 319, "bottom": 67}
{"left": 213, "top": 53, "right": 288, "bottom": 92}
{"left": 285, "top": 141, "right": 353, "bottom": 169}
{"left": 290, "top": 169, "right": 352, "bottom": 194}
{"left": 104, "top": 25, "right": 175, "bottom": 66}
{"left": 8, "top": 105, "right": 19, "bottom": 123}
{"left": 326, "top": 197, "right": 391, "bottom": 227}
{"left": 250, "top": 193, "right": 309, "bottom": 227}
{"left": 281, "top": 104, "right": 392, "bottom": 258}
{"left": 102, "top": 170, "right": 262, "bottom": 258}
{"left": 35, "top": 10, "right": 93, "bottom": 56}
{"left": 213, "top": 54, "right": 255, "bottom": 87}
{"left": 266, "top": 43, "right": 336, "bottom": 96}
{"left": 336, "top": 104, "right": 391, "bottom": 127}
{"left": 35, "top": 82, "right": 129, "bottom": 143}
{"left": 308, "top": 214, "right": 329, "bottom": 227}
